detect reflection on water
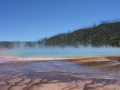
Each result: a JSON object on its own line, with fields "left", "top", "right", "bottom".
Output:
{"left": 0, "top": 60, "right": 120, "bottom": 79}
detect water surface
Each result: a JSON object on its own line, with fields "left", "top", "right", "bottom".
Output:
{"left": 1, "top": 46, "right": 120, "bottom": 57}
{"left": 0, "top": 60, "right": 120, "bottom": 90}
{"left": 0, "top": 60, "right": 120, "bottom": 79}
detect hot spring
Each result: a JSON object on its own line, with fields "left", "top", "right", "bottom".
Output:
{"left": 1, "top": 46, "right": 120, "bottom": 57}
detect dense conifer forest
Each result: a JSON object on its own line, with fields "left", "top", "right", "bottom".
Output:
{"left": 0, "top": 20, "right": 120, "bottom": 48}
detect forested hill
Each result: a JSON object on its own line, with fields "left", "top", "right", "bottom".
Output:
{"left": 45, "top": 21, "right": 120, "bottom": 47}
{"left": 0, "top": 21, "right": 120, "bottom": 48}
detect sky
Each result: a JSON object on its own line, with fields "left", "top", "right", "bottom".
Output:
{"left": 0, "top": 0, "right": 120, "bottom": 41}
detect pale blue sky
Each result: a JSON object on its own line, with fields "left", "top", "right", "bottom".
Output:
{"left": 0, "top": 0, "right": 120, "bottom": 41}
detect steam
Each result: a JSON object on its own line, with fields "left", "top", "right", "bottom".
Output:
{"left": 0, "top": 45, "right": 120, "bottom": 57}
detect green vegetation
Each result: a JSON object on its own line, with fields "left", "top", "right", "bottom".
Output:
{"left": 0, "top": 41, "right": 37, "bottom": 49}
{"left": 45, "top": 20, "right": 120, "bottom": 47}
{"left": 0, "top": 20, "right": 120, "bottom": 48}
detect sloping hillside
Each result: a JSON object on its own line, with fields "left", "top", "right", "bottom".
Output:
{"left": 45, "top": 21, "right": 120, "bottom": 47}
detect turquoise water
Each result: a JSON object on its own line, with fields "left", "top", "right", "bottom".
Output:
{"left": 1, "top": 46, "right": 120, "bottom": 57}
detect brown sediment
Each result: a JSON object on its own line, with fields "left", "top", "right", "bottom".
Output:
{"left": 0, "top": 54, "right": 120, "bottom": 62}
{"left": 0, "top": 55, "right": 111, "bottom": 62}
{"left": 0, "top": 55, "right": 120, "bottom": 90}
{"left": 67, "top": 56, "right": 120, "bottom": 72}
{"left": 68, "top": 57, "right": 110, "bottom": 63}
{"left": 0, "top": 72, "right": 120, "bottom": 90}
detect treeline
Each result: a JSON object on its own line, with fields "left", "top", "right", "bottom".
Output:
{"left": 45, "top": 20, "right": 120, "bottom": 47}
{"left": 0, "top": 41, "right": 37, "bottom": 49}
{"left": 0, "top": 20, "right": 120, "bottom": 48}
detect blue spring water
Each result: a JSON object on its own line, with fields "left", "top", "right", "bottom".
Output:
{"left": 1, "top": 46, "right": 120, "bottom": 57}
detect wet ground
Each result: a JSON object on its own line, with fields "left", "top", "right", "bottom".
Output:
{"left": 0, "top": 57, "right": 120, "bottom": 90}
